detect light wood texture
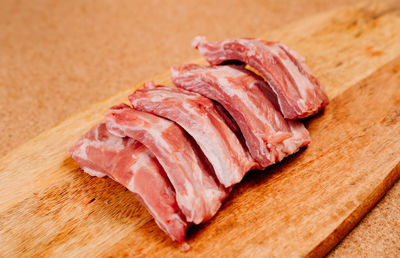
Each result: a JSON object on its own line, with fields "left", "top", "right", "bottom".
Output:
{"left": 1, "top": 2, "right": 400, "bottom": 257}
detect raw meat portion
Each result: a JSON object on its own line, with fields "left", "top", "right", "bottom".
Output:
{"left": 171, "top": 64, "right": 311, "bottom": 168}
{"left": 105, "top": 104, "right": 228, "bottom": 224}
{"left": 192, "top": 36, "right": 329, "bottom": 119}
{"left": 129, "top": 82, "right": 259, "bottom": 187}
{"left": 68, "top": 122, "right": 187, "bottom": 242}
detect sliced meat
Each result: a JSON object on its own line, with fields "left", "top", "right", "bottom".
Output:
{"left": 171, "top": 64, "right": 311, "bottom": 168}
{"left": 129, "top": 82, "right": 259, "bottom": 187}
{"left": 105, "top": 104, "right": 228, "bottom": 224}
{"left": 68, "top": 122, "right": 187, "bottom": 242}
{"left": 192, "top": 36, "right": 329, "bottom": 119}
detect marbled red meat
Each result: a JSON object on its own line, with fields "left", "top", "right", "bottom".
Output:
{"left": 129, "top": 82, "right": 259, "bottom": 187}
{"left": 68, "top": 122, "right": 187, "bottom": 242}
{"left": 192, "top": 36, "right": 329, "bottom": 119}
{"left": 171, "top": 64, "right": 311, "bottom": 168}
{"left": 105, "top": 104, "right": 228, "bottom": 224}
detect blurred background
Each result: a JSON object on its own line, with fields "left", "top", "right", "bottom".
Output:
{"left": 0, "top": 0, "right": 398, "bottom": 256}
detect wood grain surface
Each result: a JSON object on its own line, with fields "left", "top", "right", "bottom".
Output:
{"left": 1, "top": 2, "right": 400, "bottom": 257}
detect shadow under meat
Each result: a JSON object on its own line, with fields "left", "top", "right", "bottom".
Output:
{"left": 184, "top": 146, "right": 307, "bottom": 242}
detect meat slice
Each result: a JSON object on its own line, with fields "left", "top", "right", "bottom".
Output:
{"left": 105, "top": 104, "right": 228, "bottom": 224}
{"left": 129, "top": 82, "right": 259, "bottom": 187}
{"left": 171, "top": 64, "right": 311, "bottom": 168}
{"left": 192, "top": 36, "right": 329, "bottom": 119}
{"left": 68, "top": 122, "right": 187, "bottom": 242}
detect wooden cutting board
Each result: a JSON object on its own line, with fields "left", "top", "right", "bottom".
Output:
{"left": 1, "top": 2, "right": 400, "bottom": 257}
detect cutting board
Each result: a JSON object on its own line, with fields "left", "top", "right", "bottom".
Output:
{"left": 1, "top": 2, "right": 400, "bottom": 257}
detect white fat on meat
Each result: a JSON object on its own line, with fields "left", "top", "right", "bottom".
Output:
{"left": 191, "top": 36, "right": 329, "bottom": 119}
{"left": 129, "top": 84, "right": 258, "bottom": 187}
{"left": 68, "top": 122, "right": 187, "bottom": 243}
{"left": 105, "top": 104, "right": 229, "bottom": 224}
{"left": 171, "top": 64, "right": 311, "bottom": 168}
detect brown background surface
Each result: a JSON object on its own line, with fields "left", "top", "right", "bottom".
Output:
{"left": 1, "top": 0, "right": 399, "bottom": 256}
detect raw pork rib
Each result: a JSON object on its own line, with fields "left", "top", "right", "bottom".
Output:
{"left": 105, "top": 104, "right": 228, "bottom": 224}
{"left": 171, "top": 64, "right": 311, "bottom": 168}
{"left": 192, "top": 36, "right": 329, "bottom": 119}
{"left": 68, "top": 123, "right": 187, "bottom": 242}
{"left": 129, "top": 82, "right": 259, "bottom": 187}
